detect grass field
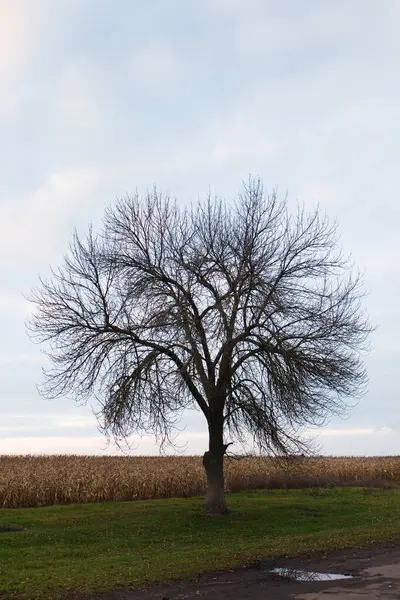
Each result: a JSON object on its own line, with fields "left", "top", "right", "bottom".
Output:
{"left": 1, "top": 454, "right": 400, "bottom": 509}
{"left": 2, "top": 487, "right": 400, "bottom": 600}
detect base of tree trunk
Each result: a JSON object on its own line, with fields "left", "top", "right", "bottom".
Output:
{"left": 203, "top": 450, "right": 230, "bottom": 515}
{"left": 206, "top": 499, "right": 231, "bottom": 515}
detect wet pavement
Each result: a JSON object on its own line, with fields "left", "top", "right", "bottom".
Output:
{"left": 295, "top": 563, "right": 400, "bottom": 599}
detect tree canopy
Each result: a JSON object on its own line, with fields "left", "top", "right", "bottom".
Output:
{"left": 28, "top": 178, "right": 372, "bottom": 513}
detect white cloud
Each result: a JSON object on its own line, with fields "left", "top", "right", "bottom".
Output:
{"left": 0, "top": 425, "right": 42, "bottom": 432}
{"left": 129, "top": 41, "right": 184, "bottom": 89}
{"left": 1, "top": 436, "right": 116, "bottom": 455}
{"left": 0, "top": 292, "right": 31, "bottom": 316}
{"left": 52, "top": 416, "right": 97, "bottom": 429}
{"left": 317, "top": 428, "right": 374, "bottom": 436}
{"left": 54, "top": 62, "right": 113, "bottom": 131}
{"left": 0, "top": 1, "right": 44, "bottom": 80}
{"left": 2, "top": 427, "right": 396, "bottom": 457}
{"left": 0, "top": 168, "right": 108, "bottom": 265}
{"left": 208, "top": 112, "right": 285, "bottom": 169}
{"left": 0, "top": 352, "right": 44, "bottom": 366}
{"left": 0, "top": 0, "right": 67, "bottom": 120}
{"left": 202, "top": 0, "right": 389, "bottom": 82}
{"left": 0, "top": 411, "right": 97, "bottom": 430}
{"left": 1, "top": 412, "right": 80, "bottom": 420}
{"left": 316, "top": 427, "right": 399, "bottom": 456}
{"left": 306, "top": 427, "right": 393, "bottom": 437}
{"left": 0, "top": 433, "right": 210, "bottom": 455}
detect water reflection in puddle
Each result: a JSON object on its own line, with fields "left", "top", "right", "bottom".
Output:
{"left": 270, "top": 568, "right": 353, "bottom": 582}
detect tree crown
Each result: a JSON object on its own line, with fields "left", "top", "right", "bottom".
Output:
{"left": 27, "top": 178, "right": 373, "bottom": 454}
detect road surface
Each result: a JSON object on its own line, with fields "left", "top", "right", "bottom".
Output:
{"left": 76, "top": 539, "right": 400, "bottom": 600}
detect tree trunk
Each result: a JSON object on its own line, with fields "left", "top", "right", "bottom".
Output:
{"left": 202, "top": 414, "right": 230, "bottom": 515}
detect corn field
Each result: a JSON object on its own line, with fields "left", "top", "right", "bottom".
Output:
{"left": 1, "top": 454, "right": 400, "bottom": 509}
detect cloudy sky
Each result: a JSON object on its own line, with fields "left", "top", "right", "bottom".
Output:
{"left": 1, "top": 0, "right": 399, "bottom": 457}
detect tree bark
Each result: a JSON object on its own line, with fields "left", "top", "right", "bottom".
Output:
{"left": 202, "top": 414, "right": 230, "bottom": 515}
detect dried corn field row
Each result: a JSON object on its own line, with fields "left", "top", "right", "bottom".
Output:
{"left": 1, "top": 454, "right": 400, "bottom": 509}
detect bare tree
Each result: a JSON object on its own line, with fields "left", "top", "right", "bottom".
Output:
{"left": 27, "top": 178, "right": 372, "bottom": 514}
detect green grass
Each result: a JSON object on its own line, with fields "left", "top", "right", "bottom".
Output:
{"left": 2, "top": 488, "right": 400, "bottom": 599}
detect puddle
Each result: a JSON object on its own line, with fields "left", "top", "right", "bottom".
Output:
{"left": 269, "top": 568, "right": 353, "bottom": 582}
